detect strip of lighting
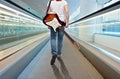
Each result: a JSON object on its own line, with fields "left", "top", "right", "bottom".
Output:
{"left": 0, "top": 3, "right": 40, "bottom": 21}
{"left": 89, "top": 43, "right": 120, "bottom": 63}
{"left": 73, "top": 8, "right": 120, "bottom": 25}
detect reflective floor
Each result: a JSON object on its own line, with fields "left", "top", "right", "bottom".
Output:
{"left": 18, "top": 37, "right": 103, "bottom": 79}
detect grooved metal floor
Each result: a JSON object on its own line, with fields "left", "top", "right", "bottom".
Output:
{"left": 18, "top": 37, "right": 104, "bottom": 79}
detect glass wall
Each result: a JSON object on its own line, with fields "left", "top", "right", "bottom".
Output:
{"left": 0, "top": 3, "right": 47, "bottom": 45}
{"left": 68, "top": 8, "right": 120, "bottom": 42}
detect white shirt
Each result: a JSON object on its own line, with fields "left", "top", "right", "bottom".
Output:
{"left": 49, "top": 0, "right": 68, "bottom": 22}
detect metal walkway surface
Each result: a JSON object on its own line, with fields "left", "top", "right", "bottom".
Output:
{"left": 18, "top": 36, "right": 104, "bottom": 79}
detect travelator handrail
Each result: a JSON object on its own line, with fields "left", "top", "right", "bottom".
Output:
{"left": 70, "top": 1, "right": 120, "bottom": 25}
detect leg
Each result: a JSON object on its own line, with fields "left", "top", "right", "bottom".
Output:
{"left": 50, "top": 27, "right": 57, "bottom": 55}
{"left": 57, "top": 26, "right": 64, "bottom": 55}
{"left": 50, "top": 27, "right": 58, "bottom": 65}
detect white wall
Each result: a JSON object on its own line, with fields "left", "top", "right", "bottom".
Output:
{"left": 79, "top": 0, "right": 98, "bottom": 18}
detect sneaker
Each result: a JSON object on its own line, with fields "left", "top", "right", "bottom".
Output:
{"left": 50, "top": 54, "right": 57, "bottom": 65}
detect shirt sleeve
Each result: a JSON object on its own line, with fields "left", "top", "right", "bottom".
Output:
{"left": 63, "top": 0, "right": 68, "bottom": 5}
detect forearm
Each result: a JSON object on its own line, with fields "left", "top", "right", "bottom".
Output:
{"left": 64, "top": 5, "right": 69, "bottom": 28}
{"left": 66, "top": 13, "right": 69, "bottom": 26}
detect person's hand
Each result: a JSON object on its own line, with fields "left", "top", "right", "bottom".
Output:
{"left": 65, "top": 23, "right": 69, "bottom": 28}
{"left": 47, "top": 26, "right": 50, "bottom": 29}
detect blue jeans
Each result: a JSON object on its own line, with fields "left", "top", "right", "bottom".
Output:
{"left": 50, "top": 26, "right": 64, "bottom": 55}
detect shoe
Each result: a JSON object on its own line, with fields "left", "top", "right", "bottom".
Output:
{"left": 50, "top": 54, "right": 57, "bottom": 65}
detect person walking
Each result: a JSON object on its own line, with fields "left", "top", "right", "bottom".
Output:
{"left": 47, "top": 0, "right": 69, "bottom": 65}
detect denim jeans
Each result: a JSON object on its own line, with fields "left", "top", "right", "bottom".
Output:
{"left": 50, "top": 26, "right": 64, "bottom": 55}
